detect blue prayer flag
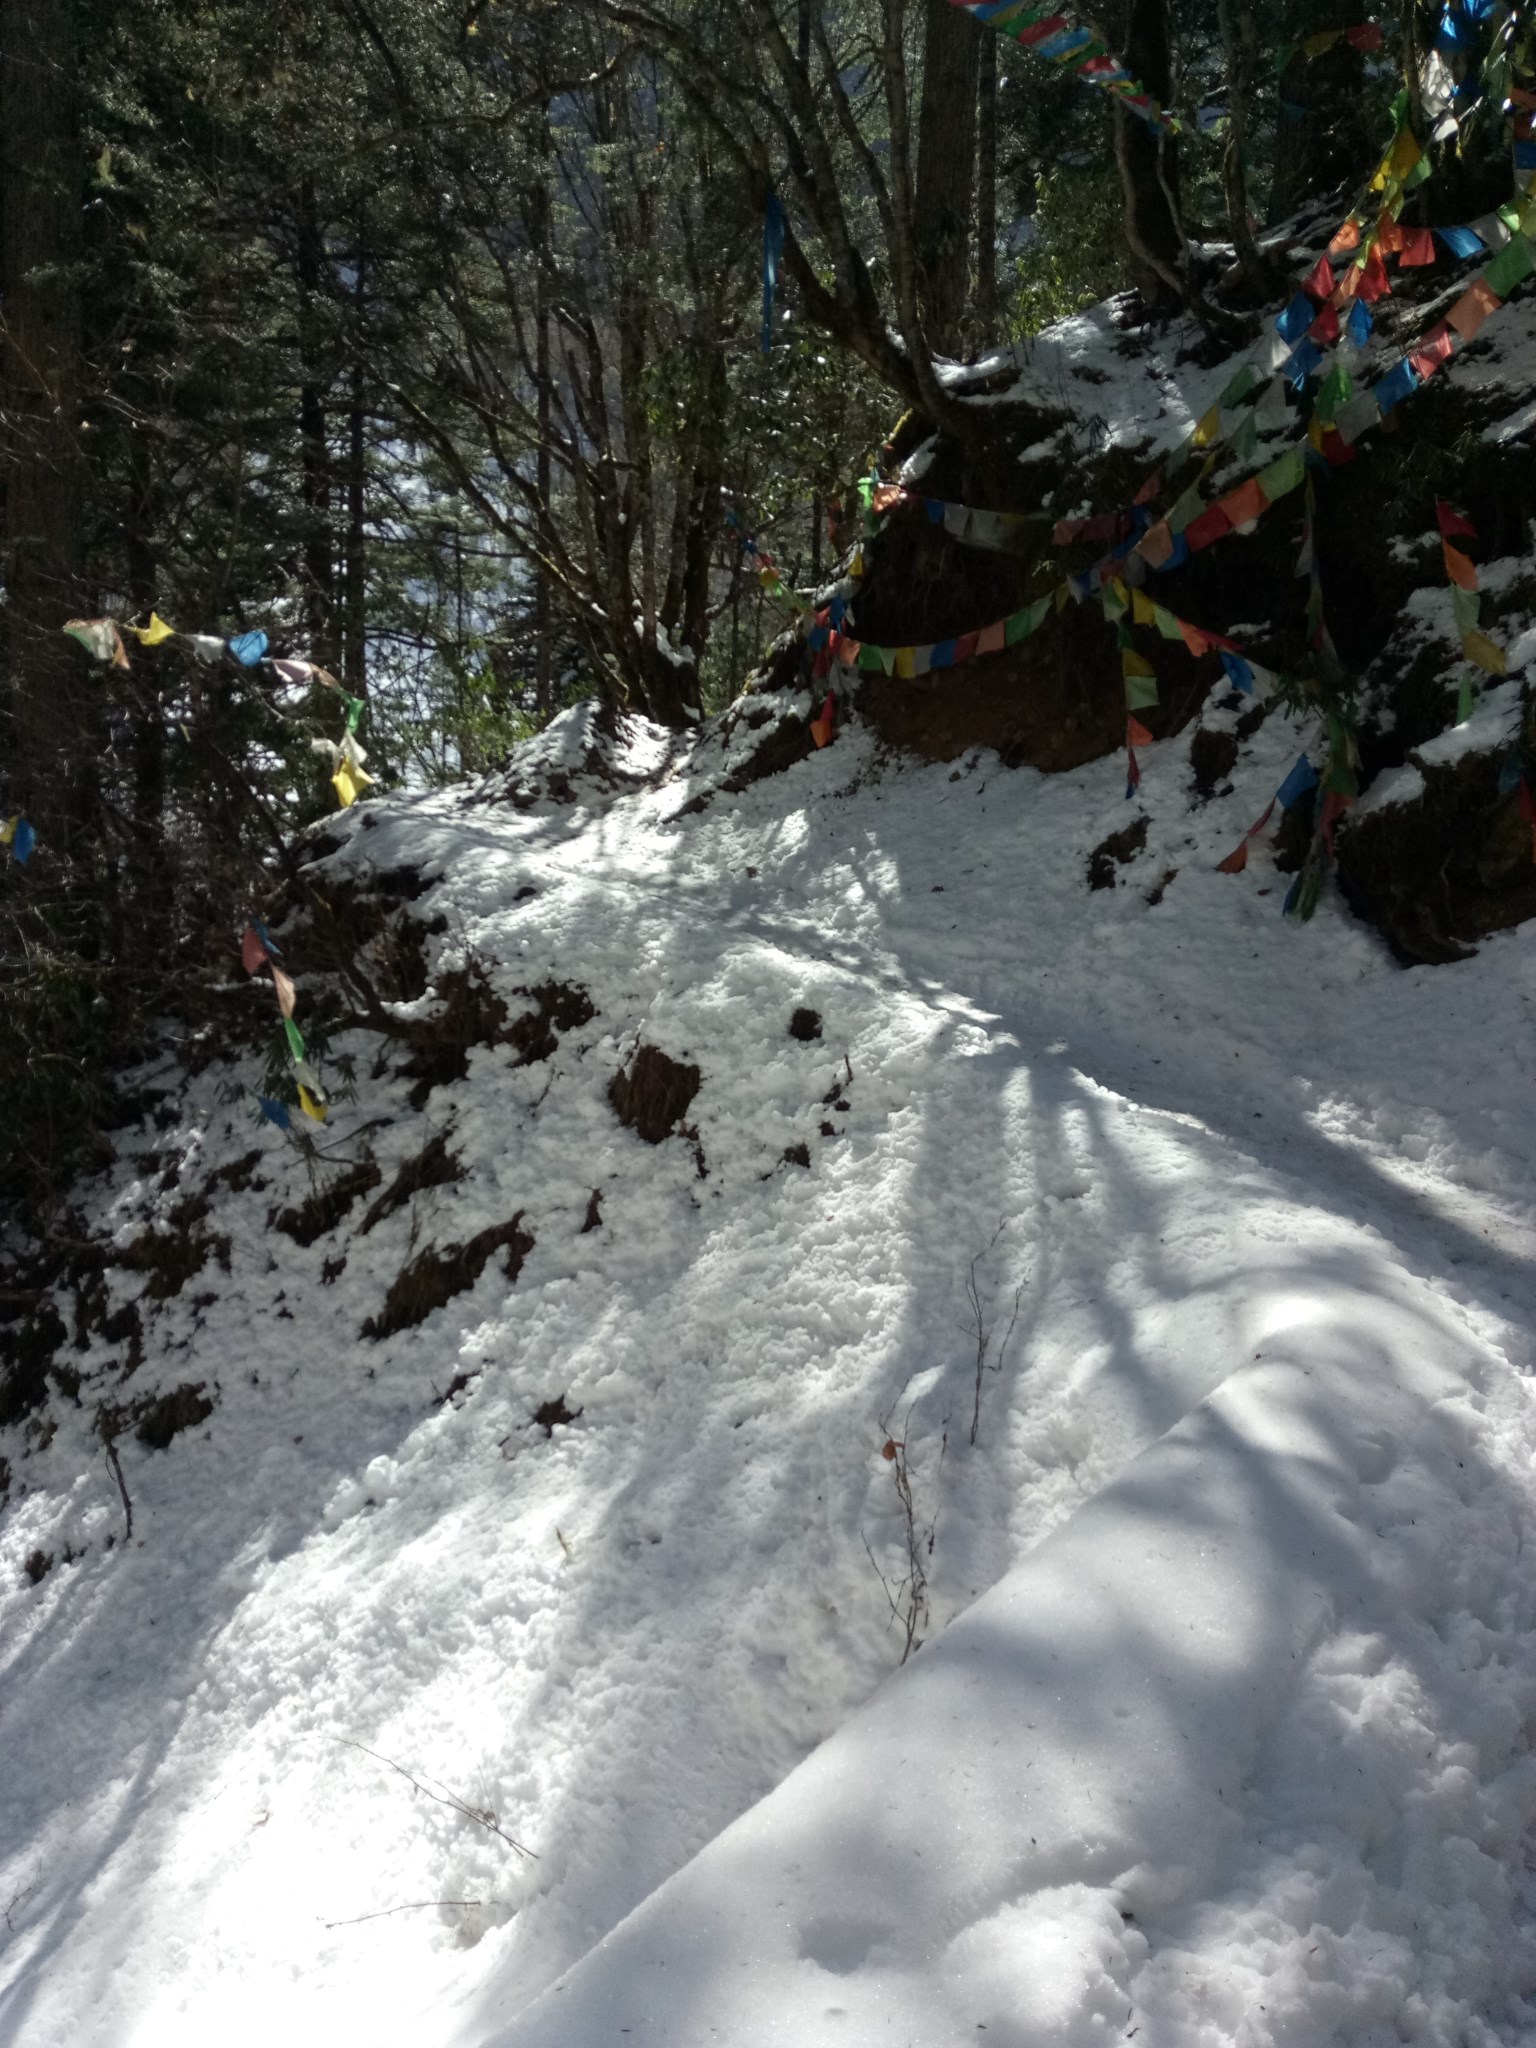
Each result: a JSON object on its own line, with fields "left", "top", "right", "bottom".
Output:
{"left": 1276, "top": 293, "right": 1316, "bottom": 344}
{"left": 1276, "top": 755, "right": 1320, "bottom": 810}
{"left": 1372, "top": 357, "right": 1420, "bottom": 414}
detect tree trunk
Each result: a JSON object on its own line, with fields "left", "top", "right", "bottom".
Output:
{"left": 914, "top": 0, "right": 980, "bottom": 356}
{"left": 976, "top": 34, "right": 998, "bottom": 342}
{"left": 1, "top": 0, "right": 91, "bottom": 846}
{"left": 1269, "top": 1, "right": 1370, "bottom": 223}
{"left": 343, "top": 212, "right": 367, "bottom": 700}
{"left": 1112, "top": 0, "right": 1188, "bottom": 317}
{"left": 1216, "top": 0, "right": 1272, "bottom": 298}
{"left": 296, "top": 179, "right": 335, "bottom": 669}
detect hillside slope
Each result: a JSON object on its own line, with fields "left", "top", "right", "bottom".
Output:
{"left": 6, "top": 658, "right": 1536, "bottom": 2044}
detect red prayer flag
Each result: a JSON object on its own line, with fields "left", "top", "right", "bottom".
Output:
{"left": 1436, "top": 500, "right": 1477, "bottom": 540}
{"left": 1126, "top": 714, "right": 1155, "bottom": 748}
{"left": 1409, "top": 322, "right": 1455, "bottom": 381}
{"left": 953, "top": 632, "right": 979, "bottom": 665}
{"left": 1308, "top": 301, "right": 1341, "bottom": 344}
{"left": 1356, "top": 248, "right": 1391, "bottom": 302}
{"left": 241, "top": 925, "right": 268, "bottom": 974}
{"left": 1399, "top": 227, "right": 1436, "bottom": 268}
{"left": 1216, "top": 840, "right": 1250, "bottom": 875}
{"left": 1303, "top": 255, "right": 1335, "bottom": 299}
{"left": 1133, "top": 472, "right": 1163, "bottom": 508}
{"left": 1185, "top": 504, "right": 1234, "bottom": 552}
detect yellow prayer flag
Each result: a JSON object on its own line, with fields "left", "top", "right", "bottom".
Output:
{"left": 0, "top": 817, "right": 15, "bottom": 848}
{"left": 333, "top": 764, "right": 360, "bottom": 807}
{"left": 1192, "top": 404, "right": 1222, "bottom": 448}
{"left": 894, "top": 647, "right": 916, "bottom": 680}
{"left": 1121, "top": 648, "right": 1156, "bottom": 679}
{"left": 132, "top": 612, "right": 176, "bottom": 647}
{"left": 1462, "top": 630, "right": 1507, "bottom": 676}
{"left": 297, "top": 1084, "right": 328, "bottom": 1123}
{"left": 1132, "top": 588, "right": 1157, "bottom": 627}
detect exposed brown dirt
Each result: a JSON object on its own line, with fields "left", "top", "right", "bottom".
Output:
{"left": 134, "top": 1382, "right": 214, "bottom": 1449}
{"left": 508, "top": 981, "right": 597, "bottom": 1065}
{"left": 1337, "top": 747, "right": 1536, "bottom": 966}
{"left": 1088, "top": 816, "right": 1149, "bottom": 891}
{"left": 789, "top": 1007, "right": 823, "bottom": 1042}
{"left": 115, "top": 1196, "right": 230, "bottom": 1300}
{"left": 361, "top": 1131, "right": 465, "bottom": 1234}
{"left": 271, "top": 1159, "right": 383, "bottom": 1247}
{"left": 609, "top": 1045, "right": 702, "bottom": 1145}
{"left": 361, "top": 1214, "right": 535, "bottom": 1341}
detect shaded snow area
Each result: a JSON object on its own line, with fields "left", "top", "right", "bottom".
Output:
{"left": 9, "top": 697, "right": 1536, "bottom": 2047}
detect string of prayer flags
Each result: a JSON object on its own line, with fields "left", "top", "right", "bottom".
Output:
{"left": 871, "top": 487, "right": 1047, "bottom": 550}
{"left": 1284, "top": 715, "right": 1360, "bottom": 917}
{"left": 228, "top": 629, "right": 269, "bottom": 667}
{"left": 826, "top": 589, "right": 1056, "bottom": 680}
{"left": 946, "top": 0, "right": 1181, "bottom": 135}
{"left": 1217, "top": 754, "right": 1318, "bottom": 874}
{"left": 0, "top": 816, "right": 37, "bottom": 865}
{"left": 724, "top": 504, "right": 810, "bottom": 624}
{"left": 1436, "top": 500, "right": 1506, "bottom": 721}
{"left": 242, "top": 920, "right": 326, "bottom": 1125}
{"left": 63, "top": 618, "right": 129, "bottom": 667}
{"left": 1276, "top": 22, "right": 1384, "bottom": 69}
{"left": 314, "top": 729, "right": 374, "bottom": 809}
{"left": 809, "top": 688, "right": 837, "bottom": 748}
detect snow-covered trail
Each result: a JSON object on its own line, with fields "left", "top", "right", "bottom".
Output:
{"left": 5, "top": 703, "right": 1536, "bottom": 2047}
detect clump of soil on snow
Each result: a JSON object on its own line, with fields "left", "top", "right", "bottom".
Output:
{"left": 789, "top": 1007, "right": 823, "bottom": 1041}
{"left": 609, "top": 1045, "right": 701, "bottom": 1144}
{"left": 361, "top": 1214, "right": 535, "bottom": 1341}
{"left": 1087, "top": 816, "right": 1148, "bottom": 890}
{"left": 531, "top": 1394, "right": 582, "bottom": 1435}
{"left": 508, "top": 981, "right": 596, "bottom": 1065}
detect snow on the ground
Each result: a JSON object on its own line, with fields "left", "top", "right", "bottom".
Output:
{"left": 7, "top": 687, "right": 1536, "bottom": 2048}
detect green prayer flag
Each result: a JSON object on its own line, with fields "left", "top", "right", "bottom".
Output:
{"left": 858, "top": 644, "right": 884, "bottom": 673}
{"left": 284, "top": 1018, "right": 305, "bottom": 1061}
{"left": 1483, "top": 235, "right": 1535, "bottom": 298}
{"left": 1256, "top": 447, "right": 1306, "bottom": 503}
{"left": 1451, "top": 584, "right": 1481, "bottom": 634}
{"left": 1315, "top": 366, "right": 1352, "bottom": 424}
{"left": 346, "top": 697, "right": 365, "bottom": 734}
{"left": 1230, "top": 413, "right": 1260, "bottom": 464}
{"left": 1102, "top": 586, "right": 1129, "bottom": 623}
{"left": 1456, "top": 674, "right": 1475, "bottom": 726}
{"left": 1004, "top": 598, "right": 1050, "bottom": 645}
{"left": 1220, "top": 364, "right": 1260, "bottom": 408}
{"left": 1124, "top": 674, "right": 1159, "bottom": 710}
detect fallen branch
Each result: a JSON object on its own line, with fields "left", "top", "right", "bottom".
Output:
{"left": 338, "top": 1738, "right": 536, "bottom": 1858}
{"left": 323, "top": 1897, "right": 488, "bottom": 1929}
